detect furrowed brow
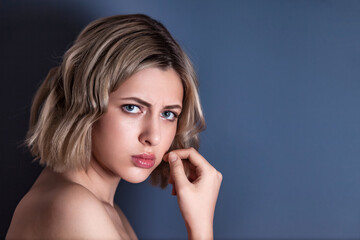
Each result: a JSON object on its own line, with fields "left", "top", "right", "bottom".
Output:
{"left": 120, "top": 97, "right": 182, "bottom": 110}
{"left": 120, "top": 97, "right": 151, "bottom": 107}
{"left": 163, "top": 105, "right": 182, "bottom": 110}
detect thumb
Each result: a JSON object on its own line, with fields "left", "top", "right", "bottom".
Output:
{"left": 168, "top": 152, "right": 189, "bottom": 189}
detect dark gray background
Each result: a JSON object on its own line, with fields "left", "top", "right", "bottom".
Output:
{"left": 1, "top": 0, "right": 359, "bottom": 239}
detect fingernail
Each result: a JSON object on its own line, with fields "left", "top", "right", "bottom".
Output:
{"left": 169, "top": 152, "right": 177, "bottom": 162}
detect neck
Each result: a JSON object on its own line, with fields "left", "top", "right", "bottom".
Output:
{"left": 61, "top": 158, "right": 121, "bottom": 207}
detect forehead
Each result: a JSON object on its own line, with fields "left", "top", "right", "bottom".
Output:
{"left": 110, "top": 67, "right": 183, "bottom": 105}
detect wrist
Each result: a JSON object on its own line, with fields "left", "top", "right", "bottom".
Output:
{"left": 186, "top": 222, "right": 213, "bottom": 240}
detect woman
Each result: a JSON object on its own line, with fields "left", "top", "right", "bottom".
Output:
{"left": 6, "top": 14, "right": 222, "bottom": 239}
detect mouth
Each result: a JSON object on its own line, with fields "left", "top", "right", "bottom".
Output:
{"left": 131, "top": 153, "right": 156, "bottom": 169}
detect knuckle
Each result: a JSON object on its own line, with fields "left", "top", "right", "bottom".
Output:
{"left": 187, "top": 147, "right": 196, "bottom": 152}
{"left": 208, "top": 168, "right": 223, "bottom": 181}
{"left": 217, "top": 171, "right": 223, "bottom": 181}
{"left": 208, "top": 168, "right": 218, "bottom": 176}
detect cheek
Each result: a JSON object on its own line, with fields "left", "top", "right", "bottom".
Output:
{"left": 92, "top": 113, "right": 139, "bottom": 150}
{"left": 162, "top": 123, "right": 178, "bottom": 148}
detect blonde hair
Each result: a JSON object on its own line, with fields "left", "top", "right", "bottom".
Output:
{"left": 26, "top": 14, "right": 205, "bottom": 188}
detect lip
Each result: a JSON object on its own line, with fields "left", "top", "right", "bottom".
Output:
{"left": 132, "top": 153, "right": 155, "bottom": 169}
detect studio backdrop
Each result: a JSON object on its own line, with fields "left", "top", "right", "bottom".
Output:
{"left": 1, "top": 1, "right": 360, "bottom": 239}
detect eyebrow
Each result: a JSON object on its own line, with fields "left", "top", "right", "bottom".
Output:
{"left": 120, "top": 97, "right": 182, "bottom": 110}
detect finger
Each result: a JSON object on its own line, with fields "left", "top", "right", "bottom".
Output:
{"left": 169, "top": 148, "right": 212, "bottom": 171}
{"left": 165, "top": 153, "right": 192, "bottom": 179}
{"left": 168, "top": 159, "right": 194, "bottom": 184}
{"left": 167, "top": 152, "right": 189, "bottom": 189}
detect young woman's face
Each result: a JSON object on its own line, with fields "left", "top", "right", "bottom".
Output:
{"left": 91, "top": 67, "right": 183, "bottom": 183}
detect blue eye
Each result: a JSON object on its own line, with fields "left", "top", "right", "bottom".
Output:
{"left": 161, "top": 111, "right": 177, "bottom": 121}
{"left": 122, "top": 105, "right": 141, "bottom": 113}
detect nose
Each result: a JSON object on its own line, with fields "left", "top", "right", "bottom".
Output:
{"left": 138, "top": 114, "right": 161, "bottom": 146}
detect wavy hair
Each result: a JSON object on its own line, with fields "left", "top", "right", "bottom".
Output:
{"left": 26, "top": 14, "right": 205, "bottom": 188}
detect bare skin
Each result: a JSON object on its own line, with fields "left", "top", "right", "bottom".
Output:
{"left": 6, "top": 67, "right": 222, "bottom": 239}
{"left": 164, "top": 148, "right": 223, "bottom": 239}
{"left": 6, "top": 166, "right": 137, "bottom": 239}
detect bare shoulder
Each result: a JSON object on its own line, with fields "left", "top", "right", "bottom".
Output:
{"left": 7, "top": 183, "right": 120, "bottom": 239}
{"left": 114, "top": 204, "right": 138, "bottom": 240}
{"left": 44, "top": 184, "right": 120, "bottom": 238}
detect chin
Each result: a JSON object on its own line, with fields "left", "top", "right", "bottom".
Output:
{"left": 121, "top": 167, "right": 153, "bottom": 184}
{"left": 123, "top": 176, "right": 150, "bottom": 184}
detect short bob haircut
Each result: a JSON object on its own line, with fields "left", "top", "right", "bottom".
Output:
{"left": 26, "top": 14, "right": 205, "bottom": 189}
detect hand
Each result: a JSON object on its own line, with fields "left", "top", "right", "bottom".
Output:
{"left": 163, "top": 148, "right": 223, "bottom": 239}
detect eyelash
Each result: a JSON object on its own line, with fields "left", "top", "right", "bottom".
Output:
{"left": 121, "top": 104, "right": 178, "bottom": 121}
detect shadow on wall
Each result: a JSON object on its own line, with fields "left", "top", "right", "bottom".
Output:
{"left": 0, "top": 3, "right": 89, "bottom": 238}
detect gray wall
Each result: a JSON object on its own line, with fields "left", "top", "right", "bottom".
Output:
{"left": 1, "top": 0, "right": 359, "bottom": 239}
